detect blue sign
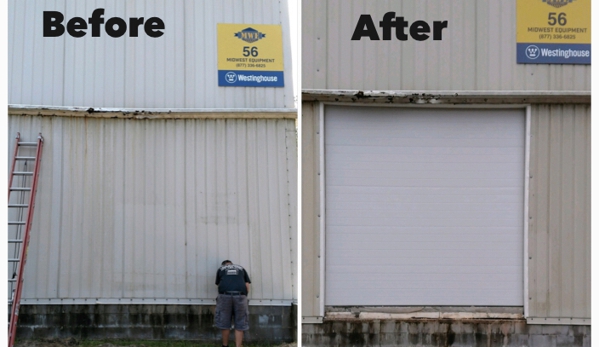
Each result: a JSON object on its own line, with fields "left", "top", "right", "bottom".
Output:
{"left": 517, "top": 43, "right": 590, "bottom": 64}
{"left": 218, "top": 70, "right": 284, "bottom": 87}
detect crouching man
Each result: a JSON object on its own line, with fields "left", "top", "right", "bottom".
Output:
{"left": 215, "top": 260, "right": 251, "bottom": 347}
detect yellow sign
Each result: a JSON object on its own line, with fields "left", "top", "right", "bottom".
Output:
{"left": 516, "top": 0, "right": 590, "bottom": 64}
{"left": 217, "top": 24, "right": 284, "bottom": 86}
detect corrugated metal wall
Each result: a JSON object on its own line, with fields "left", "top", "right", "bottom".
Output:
{"left": 9, "top": 0, "right": 294, "bottom": 109}
{"left": 302, "top": 0, "right": 590, "bottom": 91}
{"left": 528, "top": 104, "right": 590, "bottom": 323}
{"left": 301, "top": 101, "right": 591, "bottom": 324}
{"left": 9, "top": 114, "right": 297, "bottom": 304}
{"left": 301, "top": 102, "right": 321, "bottom": 319}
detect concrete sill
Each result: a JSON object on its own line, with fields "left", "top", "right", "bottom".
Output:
{"left": 326, "top": 311, "right": 523, "bottom": 320}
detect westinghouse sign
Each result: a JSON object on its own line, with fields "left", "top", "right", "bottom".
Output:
{"left": 517, "top": 0, "right": 590, "bottom": 64}
{"left": 217, "top": 24, "right": 285, "bottom": 87}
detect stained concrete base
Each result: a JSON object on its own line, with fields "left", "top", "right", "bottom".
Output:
{"left": 302, "top": 319, "right": 590, "bottom": 347}
{"left": 16, "top": 304, "right": 296, "bottom": 343}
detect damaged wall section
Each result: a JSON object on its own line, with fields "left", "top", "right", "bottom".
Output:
{"left": 303, "top": 319, "right": 589, "bottom": 347}
{"left": 18, "top": 304, "right": 296, "bottom": 342}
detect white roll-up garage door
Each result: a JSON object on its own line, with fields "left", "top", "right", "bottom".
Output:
{"left": 324, "top": 106, "right": 525, "bottom": 306}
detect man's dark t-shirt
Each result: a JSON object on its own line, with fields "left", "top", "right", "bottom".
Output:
{"left": 215, "top": 264, "right": 251, "bottom": 295}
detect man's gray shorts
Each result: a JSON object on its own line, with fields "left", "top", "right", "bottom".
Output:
{"left": 214, "top": 294, "right": 249, "bottom": 331}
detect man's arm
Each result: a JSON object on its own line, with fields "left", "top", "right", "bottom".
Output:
{"left": 245, "top": 282, "right": 250, "bottom": 294}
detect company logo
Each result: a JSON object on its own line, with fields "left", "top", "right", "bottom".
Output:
{"left": 525, "top": 45, "right": 540, "bottom": 59}
{"left": 542, "top": 0, "right": 575, "bottom": 8}
{"left": 234, "top": 27, "right": 266, "bottom": 43}
{"left": 225, "top": 72, "right": 237, "bottom": 83}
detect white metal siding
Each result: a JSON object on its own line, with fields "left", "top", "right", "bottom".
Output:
{"left": 528, "top": 104, "right": 590, "bottom": 322}
{"left": 9, "top": 0, "right": 295, "bottom": 109}
{"left": 302, "top": 0, "right": 590, "bottom": 91}
{"left": 9, "top": 114, "right": 297, "bottom": 303}
{"left": 301, "top": 102, "right": 322, "bottom": 318}
{"left": 324, "top": 106, "right": 525, "bottom": 306}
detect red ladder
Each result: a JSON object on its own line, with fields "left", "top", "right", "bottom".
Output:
{"left": 8, "top": 133, "right": 44, "bottom": 347}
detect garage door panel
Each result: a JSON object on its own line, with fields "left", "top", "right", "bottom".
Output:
{"left": 328, "top": 201, "right": 522, "bottom": 213}
{"left": 330, "top": 178, "right": 522, "bottom": 188}
{"left": 326, "top": 230, "right": 523, "bottom": 245}
{"left": 327, "top": 241, "right": 522, "bottom": 255}
{"left": 327, "top": 215, "right": 522, "bottom": 228}
{"left": 330, "top": 276, "right": 523, "bottom": 290}
{"left": 324, "top": 106, "right": 525, "bottom": 306}
{"left": 327, "top": 114, "right": 523, "bottom": 139}
{"left": 327, "top": 188, "right": 523, "bottom": 203}
{"left": 326, "top": 136, "right": 525, "bottom": 148}
{"left": 327, "top": 263, "right": 522, "bottom": 274}
{"left": 326, "top": 206, "right": 523, "bottom": 221}
{"left": 327, "top": 168, "right": 522, "bottom": 180}
{"left": 327, "top": 150, "right": 523, "bottom": 164}
{"left": 327, "top": 281, "right": 523, "bottom": 306}
{"left": 330, "top": 288, "right": 521, "bottom": 306}
{"left": 328, "top": 161, "right": 522, "bottom": 175}
{"left": 327, "top": 252, "right": 523, "bottom": 267}
{"left": 326, "top": 144, "right": 524, "bottom": 155}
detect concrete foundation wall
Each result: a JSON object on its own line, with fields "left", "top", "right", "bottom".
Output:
{"left": 16, "top": 304, "right": 296, "bottom": 343}
{"left": 303, "top": 319, "right": 590, "bottom": 347}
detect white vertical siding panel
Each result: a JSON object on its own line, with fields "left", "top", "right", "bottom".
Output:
{"left": 303, "top": 0, "right": 590, "bottom": 91}
{"left": 47, "top": 121, "right": 63, "bottom": 299}
{"left": 175, "top": 122, "right": 188, "bottom": 298}
{"left": 300, "top": 102, "right": 322, "bottom": 317}
{"left": 284, "top": 120, "right": 298, "bottom": 300}
{"left": 235, "top": 122, "right": 252, "bottom": 289}
{"left": 11, "top": 115, "right": 296, "bottom": 302}
{"left": 114, "top": 122, "right": 127, "bottom": 299}
{"left": 271, "top": 121, "right": 285, "bottom": 299}
{"left": 301, "top": 0, "right": 327, "bottom": 90}
{"left": 18, "top": 1, "right": 36, "bottom": 104}
{"left": 9, "top": 0, "right": 294, "bottom": 109}
{"left": 204, "top": 120, "right": 219, "bottom": 296}
{"left": 547, "top": 110, "right": 562, "bottom": 318}
{"left": 122, "top": 128, "right": 135, "bottom": 297}
{"left": 8, "top": 1, "right": 20, "bottom": 103}
{"left": 144, "top": 123, "right": 156, "bottom": 298}
{"left": 133, "top": 122, "right": 146, "bottom": 298}
{"left": 213, "top": 120, "right": 227, "bottom": 282}
{"left": 528, "top": 105, "right": 590, "bottom": 320}
{"left": 24, "top": 1, "right": 40, "bottom": 104}
{"left": 256, "top": 121, "right": 273, "bottom": 300}
{"left": 197, "top": 121, "right": 211, "bottom": 298}
{"left": 184, "top": 120, "right": 197, "bottom": 298}
{"left": 100, "top": 123, "right": 115, "bottom": 298}
{"left": 573, "top": 106, "right": 590, "bottom": 317}
{"left": 559, "top": 110, "right": 574, "bottom": 318}
{"left": 184, "top": 0, "right": 200, "bottom": 108}
{"left": 245, "top": 121, "right": 260, "bottom": 298}
{"left": 275, "top": 121, "right": 289, "bottom": 300}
